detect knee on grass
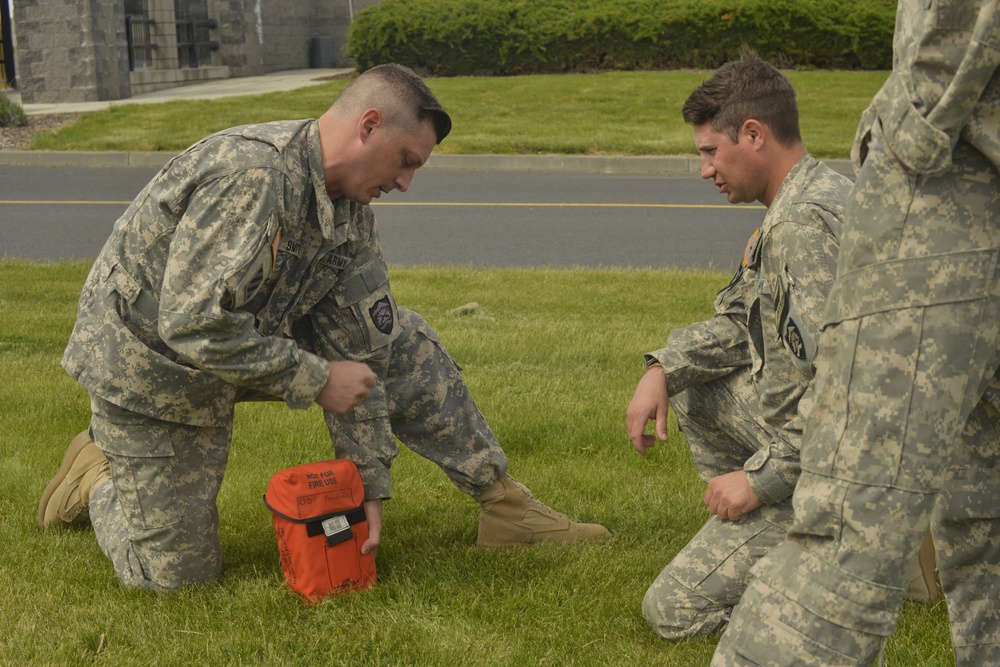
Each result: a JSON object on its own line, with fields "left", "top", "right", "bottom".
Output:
{"left": 642, "top": 576, "right": 731, "bottom": 640}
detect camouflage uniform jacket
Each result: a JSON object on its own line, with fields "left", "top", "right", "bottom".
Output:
{"left": 63, "top": 119, "right": 400, "bottom": 427}
{"left": 834, "top": 0, "right": 999, "bottom": 325}
{"left": 851, "top": 0, "right": 999, "bottom": 178}
{"left": 646, "top": 156, "right": 851, "bottom": 505}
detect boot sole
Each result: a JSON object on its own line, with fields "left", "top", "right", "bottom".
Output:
{"left": 37, "top": 432, "right": 91, "bottom": 529}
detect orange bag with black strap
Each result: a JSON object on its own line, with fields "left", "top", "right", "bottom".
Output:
{"left": 263, "top": 459, "right": 377, "bottom": 600}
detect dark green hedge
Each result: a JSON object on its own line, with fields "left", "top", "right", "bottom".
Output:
{"left": 346, "top": 0, "right": 895, "bottom": 75}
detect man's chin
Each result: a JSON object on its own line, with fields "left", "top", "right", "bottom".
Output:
{"left": 342, "top": 192, "right": 374, "bottom": 205}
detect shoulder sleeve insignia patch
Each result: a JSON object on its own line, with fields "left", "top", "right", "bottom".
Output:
{"left": 368, "top": 295, "right": 395, "bottom": 335}
{"left": 773, "top": 265, "right": 816, "bottom": 368}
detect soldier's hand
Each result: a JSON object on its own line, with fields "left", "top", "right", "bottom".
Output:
{"left": 315, "top": 360, "right": 377, "bottom": 414}
{"left": 704, "top": 471, "right": 763, "bottom": 521}
{"left": 626, "top": 365, "right": 670, "bottom": 455}
{"left": 361, "top": 498, "right": 382, "bottom": 555}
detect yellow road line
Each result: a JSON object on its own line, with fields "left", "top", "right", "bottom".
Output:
{"left": 0, "top": 200, "right": 763, "bottom": 210}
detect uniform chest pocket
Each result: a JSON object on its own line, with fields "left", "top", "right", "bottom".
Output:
{"left": 329, "top": 258, "right": 400, "bottom": 352}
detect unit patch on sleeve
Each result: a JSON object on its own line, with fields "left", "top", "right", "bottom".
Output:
{"left": 369, "top": 296, "right": 395, "bottom": 335}
{"left": 773, "top": 265, "right": 816, "bottom": 368}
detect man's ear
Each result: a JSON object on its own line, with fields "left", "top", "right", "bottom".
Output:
{"left": 742, "top": 119, "right": 766, "bottom": 149}
{"left": 358, "top": 108, "right": 382, "bottom": 142}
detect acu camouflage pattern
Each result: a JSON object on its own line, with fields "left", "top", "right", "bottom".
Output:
{"left": 648, "top": 156, "right": 850, "bottom": 505}
{"left": 713, "top": 1, "right": 1000, "bottom": 665}
{"left": 643, "top": 368, "right": 795, "bottom": 638}
{"left": 324, "top": 307, "right": 508, "bottom": 500}
{"left": 64, "top": 119, "right": 509, "bottom": 590}
{"left": 84, "top": 309, "right": 508, "bottom": 591}
{"left": 63, "top": 119, "right": 396, "bottom": 427}
{"left": 88, "top": 395, "right": 233, "bottom": 591}
{"left": 642, "top": 157, "right": 850, "bottom": 637}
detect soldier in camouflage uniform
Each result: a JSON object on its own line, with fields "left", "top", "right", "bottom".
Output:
{"left": 37, "top": 64, "right": 608, "bottom": 592}
{"left": 627, "top": 54, "right": 937, "bottom": 641}
{"left": 712, "top": 2, "right": 1000, "bottom": 665}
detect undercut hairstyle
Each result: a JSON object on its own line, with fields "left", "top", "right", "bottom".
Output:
{"left": 334, "top": 63, "right": 452, "bottom": 144}
{"left": 682, "top": 52, "right": 802, "bottom": 147}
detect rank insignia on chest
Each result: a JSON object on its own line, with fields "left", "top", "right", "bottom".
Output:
{"left": 369, "top": 296, "right": 394, "bottom": 335}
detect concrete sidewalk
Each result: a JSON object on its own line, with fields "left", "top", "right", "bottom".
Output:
{"left": 5, "top": 68, "right": 355, "bottom": 115}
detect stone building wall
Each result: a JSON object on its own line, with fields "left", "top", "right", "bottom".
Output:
{"left": 14, "top": 0, "right": 130, "bottom": 103}
{"left": 213, "top": 0, "right": 381, "bottom": 76}
{"left": 11, "top": 0, "right": 382, "bottom": 103}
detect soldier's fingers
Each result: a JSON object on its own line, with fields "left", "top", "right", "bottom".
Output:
{"left": 655, "top": 411, "right": 669, "bottom": 441}
{"left": 625, "top": 415, "right": 644, "bottom": 445}
{"left": 360, "top": 537, "right": 379, "bottom": 555}
{"left": 636, "top": 434, "right": 658, "bottom": 455}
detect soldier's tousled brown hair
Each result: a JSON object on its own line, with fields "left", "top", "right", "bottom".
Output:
{"left": 336, "top": 63, "right": 452, "bottom": 144}
{"left": 682, "top": 52, "right": 801, "bottom": 147}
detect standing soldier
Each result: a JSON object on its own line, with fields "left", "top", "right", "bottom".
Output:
{"left": 713, "top": 1, "right": 1000, "bottom": 665}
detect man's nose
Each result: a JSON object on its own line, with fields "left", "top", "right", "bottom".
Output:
{"left": 395, "top": 169, "right": 415, "bottom": 192}
{"left": 700, "top": 157, "right": 715, "bottom": 180}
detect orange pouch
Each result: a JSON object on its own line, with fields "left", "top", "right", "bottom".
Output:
{"left": 263, "top": 459, "right": 376, "bottom": 600}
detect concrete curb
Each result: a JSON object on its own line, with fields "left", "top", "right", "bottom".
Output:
{"left": 0, "top": 150, "right": 175, "bottom": 168}
{"left": 0, "top": 150, "right": 855, "bottom": 176}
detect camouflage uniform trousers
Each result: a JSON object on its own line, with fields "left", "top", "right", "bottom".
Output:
{"left": 643, "top": 366, "right": 795, "bottom": 639}
{"left": 323, "top": 307, "right": 508, "bottom": 501}
{"left": 712, "top": 136, "right": 1000, "bottom": 666}
{"left": 88, "top": 307, "right": 508, "bottom": 591}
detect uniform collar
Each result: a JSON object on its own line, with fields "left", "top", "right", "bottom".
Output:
{"left": 304, "top": 120, "right": 360, "bottom": 247}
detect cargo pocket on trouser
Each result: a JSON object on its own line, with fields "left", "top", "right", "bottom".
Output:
{"left": 89, "top": 395, "right": 232, "bottom": 589}
{"left": 644, "top": 505, "right": 791, "bottom": 639}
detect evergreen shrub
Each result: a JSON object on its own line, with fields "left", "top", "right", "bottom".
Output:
{"left": 0, "top": 90, "right": 27, "bottom": 127}
{"left": 347, "top": 0, "right": 895, "bottom": 76}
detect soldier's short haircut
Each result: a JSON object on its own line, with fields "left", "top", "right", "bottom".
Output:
{"left": 682, "top": 52, "right": 801, "bottom": 147}
{"left": 335, "top": 63, "right": 452, "bottom": 144}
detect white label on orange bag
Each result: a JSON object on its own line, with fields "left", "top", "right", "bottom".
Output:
{"left": 322, "top": 515, "right": 350, "bottom": 537}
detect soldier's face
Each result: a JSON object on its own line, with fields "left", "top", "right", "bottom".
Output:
{"left": 347, "top": 116, "right": 437, "bottom": 205}
{"left": 693, "top": 123, "right": 765, "bottom": 205}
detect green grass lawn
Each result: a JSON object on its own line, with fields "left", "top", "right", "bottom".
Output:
{"left": 1, "top": 261, "right": 954, "bottom": 666}
{"left": 29, "top": 69, "right": 887, "bottom": 158}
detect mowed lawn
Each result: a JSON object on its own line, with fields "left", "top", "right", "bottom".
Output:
{"left": 1, "top": 261, "right": 953, "bottom": 666}
{"left": 28, "top": 69, "right": 887, "bottom": 158}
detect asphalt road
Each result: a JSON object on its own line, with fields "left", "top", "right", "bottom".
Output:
{"left": 0, "top": 164, "right": 763, "bottom": 272}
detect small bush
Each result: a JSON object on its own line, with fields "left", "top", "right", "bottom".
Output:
{"left": 347, "top": 0, "right": 896, "bottom": 76}
{"left": 0, "top": 90, "right": 28, "bottom": 127}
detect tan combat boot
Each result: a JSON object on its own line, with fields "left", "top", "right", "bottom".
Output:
{"left": 475, "top": 473, "right": 611, "bottom": 546}
{"left": 37, "top": 431, "right": 111, "bottom": 530}
{"left": 905, "top": 528, "right": 941, "bottom": 602}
